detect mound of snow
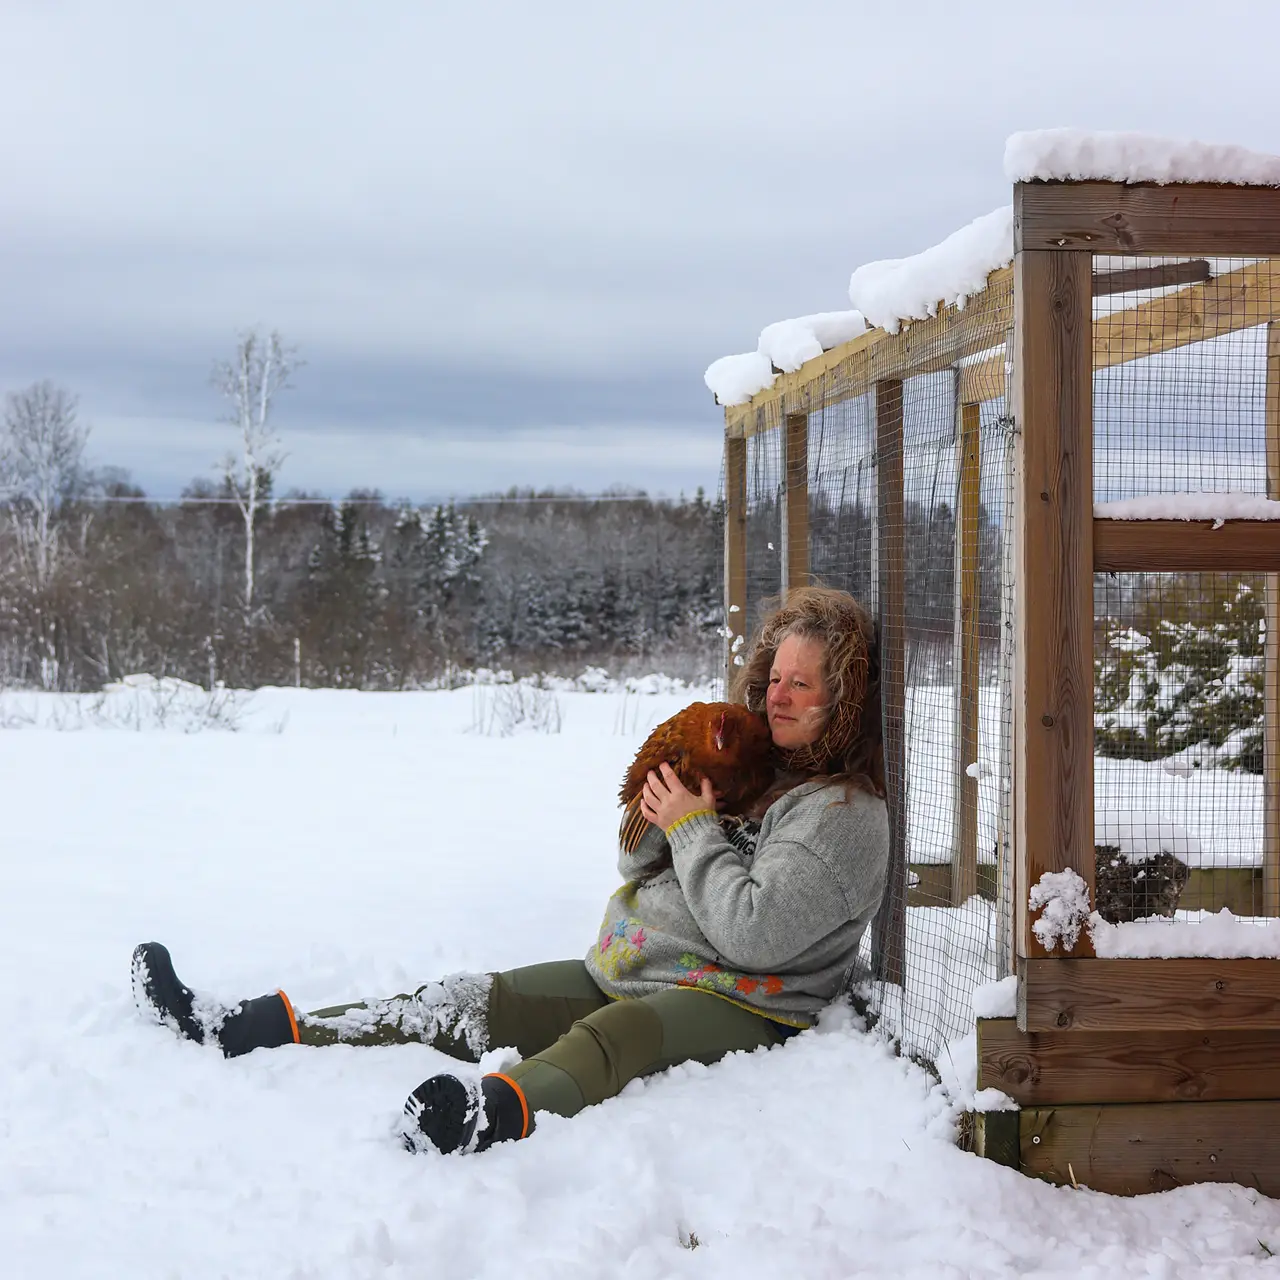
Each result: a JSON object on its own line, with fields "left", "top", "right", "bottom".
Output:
{"left": 1005, "top": 128, "right": 1280, "bottom": 186}
{"left": 847, "top": 206, "right": 1013, "bottom": 335}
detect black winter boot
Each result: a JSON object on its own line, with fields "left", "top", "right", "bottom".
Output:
{"left": 402, "top": 1072, "right": 533, "bottom": 1155}
{"left": 131, "top": 941, "right": 299, "bottom": 1058}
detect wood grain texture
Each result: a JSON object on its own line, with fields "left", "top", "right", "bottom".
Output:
{"left": 1267, "top": 321, "right": 1280, "bottom": 917}
{"left": 1093, "top": 518, "right": 1280, "bottom": 572}
{"left": 1013, "top": 251, "right": 1096, "bottom": 958}
{"left": 927, "top": 259, "right": 1280, "bottom": 407}
{"left": 1092, "top": 259, "right": 1211, "bottom": 295}
{"left": 1016, "top": 180, "right": 1280, "bottom": 256}
{"left": 1020, "top": 1100, "right": 1280, "bottom": 1196}
{"left": 724, "top": 437, "right": 747, "bottom": 687}
{"left": 725, "top": 259, "right": 1280, "bottom": 431}
{"left": 723, "top": 270, "right": 1013, "bottom": 436}
{"left": 780, "top": 412, "right": 809, "bottom": 594}
{"left": 972, "top": 1110, "right": 1019, "bottom": 1168}
{"left": 1018, "top": 957, "right": 1280, "bottom": 1032}
{"left": 1094, "top": 259, "right": 1280, "bottom": 371}
{"left": 953, "top": 398, "right": 981, "bottom": 905}
{"left": 871, "top": 379, "right": 907, "bottom": 985}
{"left": 979, "top": 1016, "right": 1280, "bottom": 1105}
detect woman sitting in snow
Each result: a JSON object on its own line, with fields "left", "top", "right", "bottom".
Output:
{"left": 133, "top": 586, "right": 889, "bottom": 1156}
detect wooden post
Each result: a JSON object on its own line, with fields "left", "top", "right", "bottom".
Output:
{"left": 780, "top": 411, "right": 810, "bottom": 594}
{"left": 952, "top": 397, "right": 981, "bottom": 905}
{"left": 996, "top": 338, "right": 1018, "bottom": 974}
{"left": 1266, "top": 321, "right": 1280, "bottom": 917}
{"left": 872, "top": 379, "right": 907, "bottom": 983}
{"left": 724, "top": 434, "right": 748, "bottom": 690}
{"left": 1011, "top": 241, "right": 1095, "bottom": 959}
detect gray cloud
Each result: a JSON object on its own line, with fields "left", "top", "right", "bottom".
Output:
{"left": 3, "top": 0, "right": 1278, "bottom": 498}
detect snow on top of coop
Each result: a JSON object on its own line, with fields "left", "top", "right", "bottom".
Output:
{"left": 1004, "top": 127, "right": 1280, "bottom": 187}
{"left": 706, "top": 129, "right": 1280, "bottom": 407}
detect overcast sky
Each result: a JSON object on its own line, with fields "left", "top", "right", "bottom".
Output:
{"left": 3, "top": 0, "right": 1278, "bottom": 502}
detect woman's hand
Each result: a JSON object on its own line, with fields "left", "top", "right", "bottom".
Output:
{"left": 640, "top": 762, "right": 717, "bottom": 831}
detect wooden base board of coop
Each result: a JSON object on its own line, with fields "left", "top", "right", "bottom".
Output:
{"left": 978, "top": 1017, "right": 1280, "bottom": 1106}
{"left": 1017, "top": 958, "right": 1280, "bottom": 1033}
{"left": 1023, "top": 1101, "right": 1280, "bottom": 1196}
{"left": 972, "top": 1101, "right": 1280, "bottom": 1197}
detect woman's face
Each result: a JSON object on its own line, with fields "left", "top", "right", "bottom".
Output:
{"left": 766, "top": 633, "right": 829, "bottom": 750}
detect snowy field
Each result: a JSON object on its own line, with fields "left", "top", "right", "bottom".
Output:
{"left": 4, "top": 682, "right": 1280, "bottom": 1278}
{"left": 909, "top": 684, "right": 1262, "bottom": 868}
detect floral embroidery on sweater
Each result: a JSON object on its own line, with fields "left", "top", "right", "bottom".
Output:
{"left": 593, "top": 917, "right": 649, "bottom": 980}
{"left": 675, "top": 953, "right": 783, "bottom": 998}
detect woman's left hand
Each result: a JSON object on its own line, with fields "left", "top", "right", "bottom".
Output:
{"left": 640, "top": 763, "right": 717, "bottom": 831}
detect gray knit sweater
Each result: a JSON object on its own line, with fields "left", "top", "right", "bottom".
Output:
{"left": 584, "top": 780, "right": 889, "bottom": 1027}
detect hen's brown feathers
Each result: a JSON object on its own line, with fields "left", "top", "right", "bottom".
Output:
{"left": 617, "top": 702, "right": 774, "bottom": 854}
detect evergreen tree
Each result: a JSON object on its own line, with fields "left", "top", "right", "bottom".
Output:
{"left": 1095, "top": 579, "right": 1263, "bottom": 772}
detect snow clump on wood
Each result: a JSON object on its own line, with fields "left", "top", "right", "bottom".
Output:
{"left": 847, "top": 205, "right": 1014, "bottom": 334}
{"left": 1028, "top": 868, "right": 1092, "bottom": 952}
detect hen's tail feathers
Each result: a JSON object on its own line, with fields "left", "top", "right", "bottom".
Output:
{"left": 619, "top": 799, "right": 649, "bottom": 854}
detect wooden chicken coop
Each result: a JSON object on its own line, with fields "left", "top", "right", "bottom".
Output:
{"left": 719, "top": 172, "right": 1280, "bottom": 1195}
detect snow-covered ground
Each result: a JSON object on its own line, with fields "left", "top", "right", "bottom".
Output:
{"left": 4, "top": 683, "right": 1280, "bottom": 1278}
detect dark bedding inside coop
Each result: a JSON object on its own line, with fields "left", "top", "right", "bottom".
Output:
{"left": 1094, "top": 846, "right": 1190, "bottom": 923}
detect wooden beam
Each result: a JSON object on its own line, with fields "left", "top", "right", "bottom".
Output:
{"left": 939, "top": 258, "right": 1280, "bottom": 408}
{"left": 871, "top": 379, "right": 907, "bottom": 985}
{"left": 1015, "top": 180, "right": 1280, "bottom": 256}
{"left": 1093, "top": 518, "right": 1280, "bottom": 572}
{"left": 725, "top": 258, "right": 1280, "bottom": 431}
{"left": 952, "top": 398, "right": 981, "bottom": 905}
{"left": 1013, "top": 250, "right": 1096, "bottom": 958}
{"left": 1018, "top": 957, "right": 1280, "bottom": 1033}
{"left": 723, "top": 268, "right": 1014, "bottom": 436}
{"left": 996, "top": 354, "right": 1017, "bottom": 973}
{"left": 1267, "top": 321, "right": 1280, "bottom": 917}
{"left": 1092, "top": 259, "right": 1211, "bottom": 296}
{"left": 1021, "top": 1100, "right": 1280, "bottom": 1196}
{"left": 979, "top": 1016, "right": 1280, "bottom": 1106}
{"left": 1094, "top": 258, "right": 1280, "bottom": 371}
{"left": 957, "top": 350, "right": 1006, "bottom": 404}
{"left": 972, "top": 1110, "right": 1019, "bottom": 1169}
{"left": 724, "top": 437, "right": 747, "bottom": 688}
{"left": 779, "top": 412, "right": 809, "bottom": 594}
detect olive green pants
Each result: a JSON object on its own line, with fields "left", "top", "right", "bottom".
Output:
{"left": 299, "top": 960, "right": 785, "bottom": 1120}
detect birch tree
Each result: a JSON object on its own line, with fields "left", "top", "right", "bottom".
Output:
{"left": 1, "top": 381, "right": 89, "bottom": 591}
{"left": 211, "top": 331, "right": 299, "bottom": 618}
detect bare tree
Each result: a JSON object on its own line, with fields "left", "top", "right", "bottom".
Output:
{"left": 211, "top": 331, "right": 299, "bottom": 618}
{"left": 1, "top": 381, "right": 89, "bottom": 591}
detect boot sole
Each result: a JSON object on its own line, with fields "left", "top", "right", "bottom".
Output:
{"left": 131, "top": 942, "right": 205, "bottom": 1044}
{"left": 402, "top": 1074, "right": 482, "bottom": 1155}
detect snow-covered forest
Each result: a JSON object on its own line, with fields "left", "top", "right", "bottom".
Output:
{"left": 0, "top": 380, "right": 729, "bottom": 689}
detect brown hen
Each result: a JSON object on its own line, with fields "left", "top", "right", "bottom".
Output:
{"left": 617, "top": 701, "right": 775, "bottom": 854}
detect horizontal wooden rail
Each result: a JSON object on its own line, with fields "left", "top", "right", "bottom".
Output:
{"left": 1092, "top": 259, "right": 1211, "bottom": 295}
{"left": 978, "top": 1017, "right": 1280, "bottom": 1105}
{"left": 727, "top": 257, "right": 1280, "bottom": 433}
{"left": 1020, "top": 1100, "right": 1280, "bottom": 1196}
{"left": 723, "top": 270, "right": 1013, "bottom": 437}
{"left": 1016, "top": 180, "right": 1280, "bottom": 256}
{"left": 1094, "top": 517, "right": 1280, "bottom": 572}
{"left": 1018, "top": 957, "right": 1280, "bottom": 1033}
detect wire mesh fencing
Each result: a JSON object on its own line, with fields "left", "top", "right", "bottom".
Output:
{"left": 723, "top": 246, "right": 1280, "bottom": 1062}
{"left": 1094, "top": 571, "right": 1266, "bottom": 923}
{"left": 731, "top": 273, "right": 1015, "bottom": 1063}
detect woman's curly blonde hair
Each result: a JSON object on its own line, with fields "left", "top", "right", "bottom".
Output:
{"left": 730, "top": 586, "right": 885, "bottom": 799}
